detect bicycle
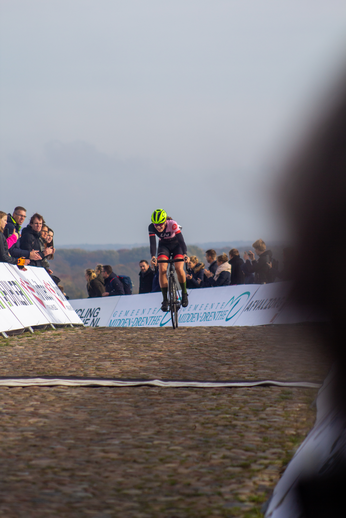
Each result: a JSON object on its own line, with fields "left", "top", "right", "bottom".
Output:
{"left": 157, "top": 258, "right": 182, "bottom": 329}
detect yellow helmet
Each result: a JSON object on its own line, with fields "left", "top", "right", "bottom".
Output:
{"left": 151, "top": 209, "right": 167, "bottom": 225}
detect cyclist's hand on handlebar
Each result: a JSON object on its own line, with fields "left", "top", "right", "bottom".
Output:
{"left": 151, "top": 256, "right": 157, "bottom": 265}
{"left": 184, "top": 254, "right": 188, "bottom": 262}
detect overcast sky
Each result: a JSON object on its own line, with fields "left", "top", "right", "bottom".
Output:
{"left": 0, "top": 0, "right": 345, "bottom": 246}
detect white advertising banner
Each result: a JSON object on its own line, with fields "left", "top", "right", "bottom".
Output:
{"left": 70, "top": 283, "right": 295, "bottom": 328}
{"left": 0, "top": 264, "right": 83, "bottom": 334}
{"left": 6, "top": 265, "right": 72, "bottom": 326}
{"left": 1, "top": 264, "right": 49, "bottom": 328}
{"left": 175, "top": 285, "right": 259, "bottom": 327}
{"left": 32, "top": 267, "right": 83, "bottom": 325}
{"left": 72, "top": 296, "right": 122, "bottom": 327}
{"left": 108, "top": 292, "right": 165, "bottom": 328}
{"left": 0, "top": 266, "right": 26, "bottom": 332}
{"left": 234, "top": 281, "right": 292, "bottom": 326}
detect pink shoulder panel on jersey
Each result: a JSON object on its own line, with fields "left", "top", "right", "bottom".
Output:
{"left": 165, "top": 220, "right": 181, "bottom": 238}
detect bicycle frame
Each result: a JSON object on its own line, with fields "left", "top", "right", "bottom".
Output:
{"left": 157, "top": 258, "right": 182, "bottom": 329}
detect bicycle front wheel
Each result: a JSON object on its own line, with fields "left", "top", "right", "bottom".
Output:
{"left": 169, "top": 275, "right": 179, "bottom": 329}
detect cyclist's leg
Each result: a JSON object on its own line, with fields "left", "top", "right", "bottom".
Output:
{"left": 173, "top": 246, "right": 188, "bottom": 308}
{"left": 157, "top": 245, "right": 170, "bottom": 310}
{"left": 174, "top": 258, "right": 186, "bottom": 284}
{"left": 158, "top": 258, "right": 168, "bottom": 288}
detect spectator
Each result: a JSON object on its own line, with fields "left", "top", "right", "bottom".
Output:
{"left": 6, "top": 229, "right": 19, "bottom": 250}
{"left": 58, "top": 285, "right": 69, "bottom": 300}
{"left": 205, "top": 249, "right": 217, "bottom": 274}
{"left": 102, "top": 265, "right": 125, "bottom": 296}
{"left": 20, "top": 213, "right": 54, "bottom": 268}
{"left": 44, "top": 227, "right": 55, "bottom": 260}
{"left": 228, "top": 249, "right": 245, "bottom": 285}
{"left": 85, "top": 268, "right": 105, "bottom": 298}
{"left": 6, "top": 208, "right": 42, "bottom": 263}
{"left": 4, "top": 206, "right": 27, "bottom": 239}
{"left": 40, "top": 224, "right": 48, "bottom": 243}
{"left": 0, "top": 211, "right": 29, "bottom": 266}
{"left": 9, "top": 238, "right": 42, "bottom": 263}
{"left": 203, "top": 253, "right": 232, "bottom": 287}
{"left": 204, "top": 249, "right": 218, "bottom": 287}
{"left": 139, "top": 260, "right": 154, "bottom": 294}
{"left": 243, "top": 239, "right": 274, "bottom": 284}
{"left": 95, "top": 264, "right": 105, "bottom": 287}
{"left": 47, "top": 228, "right": 54, "bottom": 245}
{"left": 40, "top": 224, "right": 51, "bottom": 267}
{"left": 242, "top": 254, "right": 255, "bottom": 284}
{"left": 186, "top": 256, "right": 204, "bottom": 289}
{"left": 35, "top": 221, "right": 59, "bottom": 284}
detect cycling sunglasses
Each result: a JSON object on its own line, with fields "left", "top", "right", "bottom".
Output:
{"left": 154, "top": 222, "right": 166, "bottom": 227}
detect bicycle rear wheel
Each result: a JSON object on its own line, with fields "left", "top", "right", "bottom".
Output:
{"left": 169, "top": 274, "right": 179, "bottom": 329}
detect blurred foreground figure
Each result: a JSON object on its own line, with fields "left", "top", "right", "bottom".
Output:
{"left": 265, "top": 73, "right": 346, "bottom": 518}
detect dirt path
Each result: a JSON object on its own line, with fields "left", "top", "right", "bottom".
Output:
{"left": 0, "top": 325, "right": 330, "bottom": 517}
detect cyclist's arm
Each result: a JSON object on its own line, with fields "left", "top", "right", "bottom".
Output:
{"left": 176, "top": 231, "right": 187, "bottom": 255}
{"left": 149, "top": 233, "right": 157, "bottom": 258}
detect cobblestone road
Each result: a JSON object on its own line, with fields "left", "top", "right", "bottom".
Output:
{"left": 0, "top": 324, "right": 331, "bottom": 517}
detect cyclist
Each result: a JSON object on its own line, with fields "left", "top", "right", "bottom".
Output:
{"left": 149, "top": 208, "right": 189, "bottom": 312}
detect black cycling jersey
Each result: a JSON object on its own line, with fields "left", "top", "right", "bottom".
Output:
{"left": 148, "top": 220, "right": 187, "bottom": 258}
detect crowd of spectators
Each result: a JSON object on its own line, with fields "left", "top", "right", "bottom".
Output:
{"left": 85, "top": 264, "right": 135, "bottom": 298}
{"left": 84, "top": 240, "right": 292, "bottom": 298}
{"left": 136, "top": 241, "right": 293, "bottom": 295}
{"left": 0, "top": 207, "right": 290, "bottom": 299}
{"left": 0, "top": 206, "right": 64, "bottom": 289}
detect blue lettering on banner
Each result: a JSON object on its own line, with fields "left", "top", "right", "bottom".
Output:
{"left": 109, "top": 315, "right": 162, "bottom": 328}
{"left": 158, "top": 291, "right": 252, "bottom": 327}
{"left": 102, "top": 290, "right": 254, "bottom": 328}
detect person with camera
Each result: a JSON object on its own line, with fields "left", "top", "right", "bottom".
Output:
{"left": 186, "top": 256, "right": 205, "bottom": 289}
{"left": 243, "top": 239, "right": 274, "bottom": 284}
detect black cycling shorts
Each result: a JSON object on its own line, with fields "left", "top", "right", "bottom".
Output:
{"left": 157, "top": 241, "right": 184, "bottom": 261}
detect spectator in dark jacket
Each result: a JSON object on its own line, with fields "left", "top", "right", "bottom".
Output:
{"left": 204, "top": 249, "right": 218, "bottom": 287}
{"left": 228, "top": 249, "right": 245, "bottom": 285}
{"left": 243, "top": 239, "right": 274, "bottom": 284}
{"left": 0, "top": 211, "right": 27, "bottom": 265}
{"left": 102, "top": 265, "right": 125, "bottom": 296}
{"left": 85, "top": 268, "right": 105, "bottom": 298}
{"left": 20, "top": 213, "right": 54, "bottom": 268}
{"left": 186, "top": 256, "right": 204, "bottom": 289}
{"left": 7, "top": 207, "right": 42, "bottom": 263}
{"left": 205, "top": 249, "right": 217, "bottom": 274}
{"left": 4, "top": 206, "right": 27, "bottom": 239}
{"left": 242, "top": 254, "right": 255, "bottom": 284}
{"left": 203, "top": 253, "right": 232, "bottom": 287}
{"left": 139, "top": 260, "right": 154, "bottom": 294}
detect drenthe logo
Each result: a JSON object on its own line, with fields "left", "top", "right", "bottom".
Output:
{"left": 225, "top": 291, "right": 251, "bottom": 321}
